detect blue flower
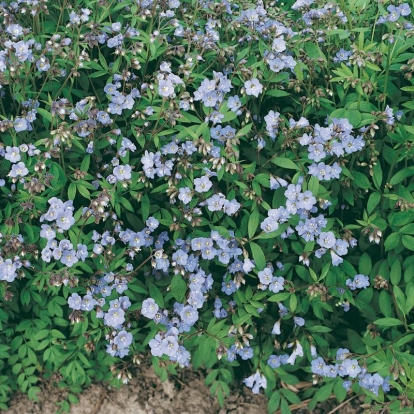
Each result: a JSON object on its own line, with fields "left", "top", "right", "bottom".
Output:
{"left": 244, "top": 78, "right": 263, "bottom": 97}
{"left": 170, "top": 345, "right": 191, "bottom": 367}
{"left": 161, "top": 334, "right": 179, "bottom": 357}
{"left": 294, "top": 316, "right": 305, "bottom": 327}
{"left": 36, "top": 56, "right": 50, "bottom": 71}
{"left": 60, "top": 250, "right": 78, "bottom": 267}
{"left": 243, "top": 371, "right": 267, "bottom": 394}
{"left": 333, "top": 48, "right": 352, "bottom": 63}
{"left": 149, "top": 334, "right": 165, "bottom": 357}
{"left": 9, "top": 162, "right": 29, "bottom": 178}
{"left": 141, "top": 298, "right": 159, "bottom": 319}
{"left": 221, "top": 280, "right": 237, "bottom": 295}
{"left": 179, "top": 305, "right": 199, "bottom": 326}
{"left": 336, "top": 348, "right": 350, "bottom": 361}
{"left": 346, "top": 274, "right": 370, "bottom": 290}
{"left": 267, "top": 355, "right": 281, "bottom": 368}
{"left": 317, "top": 231, "right": 336, "bottom": 249}
{"left": 387, "top": 5, "right": 401, "bottom": 21}
{"left": 81, "top": 294, "right": 97, "bottom": 311}
{"left": 238, "top": 347, "right": 253, "bottom": 360}
{"left": 56, "top": 211, "right": 75, "bottom": 231}
{"left": 68, "top": 293, "right": 82, "bottom": 310}
{"left": 311, "top": 357, "right": 326, "bottom": 375}
{"left": 104, "top": 308, "right": 125, "bottom": 327}
{"left": 5, "top": 146, "right": 21, "bottom": 163}
{"left": 13, "top": 118, "right": 30, "bottom": 133}
{"left": 258, "top": 268, "right": 273, "bottom": 285}
{"left": 272, "top": 320, "right": 281, "bottom": 335}
{"left": 342, "top": 359, "right": 362, "bottom": 378}
{"left": 113, "top": 164, "right": 132, "bottom": 181}
{"left": 114, "top": 330, "right": 133, "bottom": 349}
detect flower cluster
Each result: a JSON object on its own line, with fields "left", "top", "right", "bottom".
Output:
{"left": 300, "top": 118, "right": 365, "bottom": 166}
{"left": 311, "top": 349, "right": 390, "bottom": 396}
{"left": 1, "top": 0, "right": 411, "bottom": 408}
{"left": 39, "top": 198, "right": 86, "bottom": 267}
{"left": 377, "top": 4, "right": 411, "bottom": 25}
{"left": 345, "top": 274, "right": 370, "bottom": 290}
{"left": 0, "top": 256, "right": 22, "bottom": 283}
{"left": 227, "top": 344, "right": 254, "bottom": 362}
{"left": 243, "top": 371, "right": 267, "bottom": 394}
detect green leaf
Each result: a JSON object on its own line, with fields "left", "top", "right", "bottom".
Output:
{"left": 234, "top": 313, "right": 253, "bottom": 325}
{"left": 379, "top": 290, "right": 392, "bottom": 317}
{"left": 248, "top": 207, "right": 260, "bottom": 239}
{"left": 308, "top": 176, "right": 319, "bottom": 196}
{"left": 372, "top": 163, "right": 383, "bottom": 189}
{"left": 141, "top": 193, "right": 150, "bottom": 222}
{"left": 80, "top": 155, "right": 90, "bottom": 172}
{"left": 395, "top": 333, "right": 414, "bottom": 348}
{"left": 367, "top": 192, "right": 381, "bottom": 214}
{"left": 76, "top": 184, "right": 90, "bottom": 199}
{"left": 399, "top": 224, "right": 414, "bottom": 235}
{"left": 359, "top": 252, "right": 372, "bottom": 275}
{"left": 333, "top": 378, "right": 347, "bottom": 402}
{"left": 236, "top": 123, "right": 253, "bottom": 138}
{"left": 289, "top": 294, "right": 297, "bottom": 313}
{"left": 374, "top": 317, "right": 403, "bottom": 327}
{"left": 67, "top": 182, "right": 77, "bottom": 200}
{"left": 307, "top": 326, "right": 333, "bottom": 333}
{"left": 268, "top": 292, "right": 290, "bottom": 302}
{"left": 266, "top": 89, "right": 289, "bottom": 97}
{"left": 205, "top": 369, "right": 218, "bottom": 386}
{"left": 390, "top": 167, "right": 414, "bottom": 186}
{"left": 271, "top": 157, "right": 301, "bottom": 170}
{"left": 315, "top": 382, "right": 333, "bottom": 401}
{"left": 352, "top": 171, "right": 372, "bottom": 189}
{"left": 390, "top": 211, "right": 414, "bottom": 227}
{"left": 393, "top": 285, "right": 406, "bottom": 315}
{"left": 390, "top": 260, "right": 402, "bottom": 285}
{"left": 34, "top": 330, "right": 49, "bottom": 341}
{"left": 304, "top": 42, "right": 324, "bottom": 59}
{"left": 384, "top": 233, "right": 401, "bottom": 251}
{"left": 330, "top": 108, "right": 362, "bottom": 127}
{"left": 268, "top": 391, "right": 280, "bottom": 414}
{"left": 37, "top": 108, "right": 53, "bottom": 123}
{"left": 402, "top": 235, "right": 414, "bottom": 251}
{"left": 171, "top": 275, "right": 187, "bottom": 303}
{"left": 148, "top": 284, "right": 165, "bottom": 307}
{"left": 249, "top": 241, "right": 266, "bottom": 270}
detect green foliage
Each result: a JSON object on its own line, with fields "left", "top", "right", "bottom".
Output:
{"left": 1, "top": 0, "right": 414, "bottom": 413}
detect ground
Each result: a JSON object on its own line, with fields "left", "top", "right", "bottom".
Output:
{"left": 5, "top": 363, "right": 364, "bottom": 414}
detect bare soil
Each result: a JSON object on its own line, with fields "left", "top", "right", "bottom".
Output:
{"left": 4, "top": 364, "right": 364, "bottom": 414}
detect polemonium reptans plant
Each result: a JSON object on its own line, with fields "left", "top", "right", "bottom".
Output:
{"left": 0, "top": 0, "right": 413, "bottom": 413}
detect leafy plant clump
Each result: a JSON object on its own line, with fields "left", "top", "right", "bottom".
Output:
{"left": 1, "top": 0, "right": 414, "bottom": 412}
